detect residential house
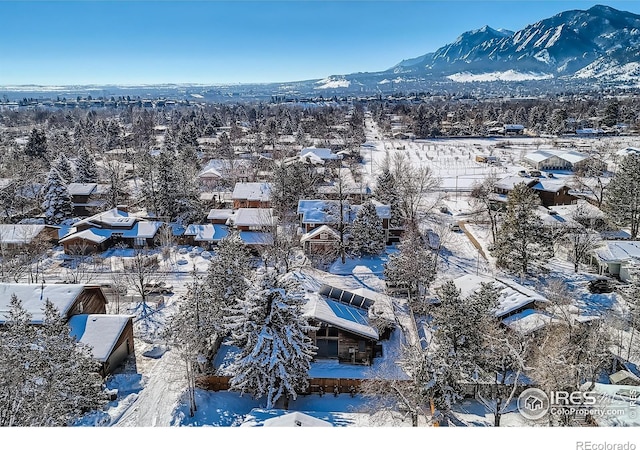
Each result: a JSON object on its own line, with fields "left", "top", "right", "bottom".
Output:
{"left": 0, "top": 283, "right": 108, "bottom": 320}
{"left": 230, "top": 208, "right": 275, "bottom": 248}
{"left": 232, "top": 182, "right": 272, "bottom": 208}
{"left": 0, "top": 224, "right": 58, "bottom": 249}
{"left": 591, "top": 241, "right": 640, "bottom": 282}
{"left": 493, "top": 176, "right": 577, "bottom": 207}
{"left": 299, "top": 147, "right": 343, "bottom": 166}
{"left": 0, "top": 283, "right": 134, "bottom": 376}
{"left": 297, "top": 267, "right": 396, "bottom": 365}
{"left": 299, "top": 225, "right": 341, "bottom": 255}
{"left": 504, "top": 124, "right": 525, "bottom": 135}
{"left": 198, "top": 159, "right": 252, "bottom": 189}
{"left": 182, "top": 223, "right": 229, "bottom": 249}
{"left": 297, "top": 199, "right": 392, "bottom": 246}
{"left": 530, "top": 179, "right": 578, "bottom": 207}
{"left": 68, "top": 314, "right": 134, "bottom": 377}
{"left": 59, "top": 207, "right": 164, "bottom": 254}
{"left": 452, "top": 274, "right": 552, "bottom": 335}
{"left": 68, "top": 183, "right": 110, "bottom": 217}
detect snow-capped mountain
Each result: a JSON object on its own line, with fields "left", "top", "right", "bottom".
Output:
{"left": 387, "top": 4, "right": 640, "bottom": 82}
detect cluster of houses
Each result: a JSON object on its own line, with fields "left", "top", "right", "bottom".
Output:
{"left": 0, "top": 283, "right": 135, "bottom": 377}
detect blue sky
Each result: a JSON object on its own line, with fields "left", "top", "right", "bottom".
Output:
{"left": 1, "top": 1, "right": 639, "bottom": 85}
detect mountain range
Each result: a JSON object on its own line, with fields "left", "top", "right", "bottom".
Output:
{"left": 3, "top": 4, "right": 640, "bottom": 100}
{"left": 300, "top": 4, "right": 640, "bottom": 95}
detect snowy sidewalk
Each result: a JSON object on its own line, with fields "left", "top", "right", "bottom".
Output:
{"left": 114, "top": 348, "right": 186, "bottom": 427}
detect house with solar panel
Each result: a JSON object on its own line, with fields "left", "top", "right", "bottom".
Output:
{"left": 295, "top": 267, "right": 395, "bottom": 365}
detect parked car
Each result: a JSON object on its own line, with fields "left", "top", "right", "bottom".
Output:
{"left": 144, "top": 281, "right": 174, "bottom": 295}
{"left": 449, "top": 223, "right": 461, "bottom": 232}
{"left": 178, "top": 247, "right": 189, "bottom": 255}
{"left": 176, "top": 258, "right": 189, "bottom": 265}
{"left": 200, "top": 251, "right": 212, "bottom": 259}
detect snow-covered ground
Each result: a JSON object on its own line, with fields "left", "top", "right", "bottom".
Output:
{"left": 30, "top": 118, "right": 640, "bottom": 435}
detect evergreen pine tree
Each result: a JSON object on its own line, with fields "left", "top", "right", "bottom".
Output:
{"left": 605, "top": 153, "right": 640, "bottom": 239}
{"left": 53, "top": 153, "right": 74, "bottom": 184}
{"left": 384, "top": 228, "right": 435, "bottom": 303}
{"left": 374, "top": 168, "right": 402, "bottom": 228}
{"left": 25, "top": 128, "right": 47, "bottom": 159}
{"left": 227, "top": 270, "right": 316, "bottom": 409}
{"left": 205, "top": 230, "right": 252, "bottom": 332}
{"left": 492, "top": 182, "right": 553, "bottom": 276}
{"left": 75, "top": 147, "right": 98, "bottom": 183}
{"left": 42, "top": 167, "right": 73, "bottom": 224}
{"left": 349, "top": 200, "right": 385, "bottom": 256}
{"left": 0, "top": 297, "right": 106, "bottom": 426}
{"left": 36, "top": 300, "right": 106, "bottom": 426}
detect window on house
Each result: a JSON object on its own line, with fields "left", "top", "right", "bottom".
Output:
{"left": 320, "top": 233, "right": 328, "bottom": 240}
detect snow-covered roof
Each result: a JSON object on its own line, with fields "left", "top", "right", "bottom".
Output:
{"left": 300, "top": 225, "right": 340, "bottom": 243}
{"left": 239, "top": 231, "right": 273, "bottom": 246}
{"left": 495, "top": 176, "right": 534, "bottom": 191}
{"left": 206, "top": 209, "right": 235, "bottom": 222}
{"left": 297, "top": 199, "right": 389, "bottom": 224}
{"left": 0, "top": 283, "right": 89, "bottom": 324}
{"left": 0, "top": 224, "right": 47, "bottom": 244}
{"left": 501, "top": 309, "right": 554, "bottom": 335}
{"left": 74, "top": 208, "right": 135, "bottom": 229}
{"left": 67, "top": 183, "right": 97, "bottom": 196}
{"left": 233, "top": 208, "right": 274, "bottom": 227}
{"left": 120, "top": 221, "right": 163, "bottom": 239}
{"left": 531, "top": 179, "right": 570, "bottom": 193}
{"left": 59, "top": 227, "right": 111, "bottom": 244}
{"left": 68, "top": 314, "right": 132, "bottom": 362}
{"left": 303, "top": 292, "right": 379, "bottom": 340}
{"left": 299, "top": 147, "right": 342, "bottom": 162}
{"left": 593, "top": 241, "right": 640, "bottom": 263}
{"left": 523, "top": 149, "right": 587, "bottom": 165}
{"left": 262, "top": 411, "right": 333, "bottom": 427}
{"left": 295, "top": 267, "right": 395, "bottom": 323}
{"left": 451, "top": 274, "right": 548, "bottom": 319}
{"left": 184, "top": 224, "right": 228, "bottom": 242}
{"left": 232, "top": 182, "right": 272, "bottom": 202}
{"left": 547, "top": 201, "right": 606, "bottom": 220}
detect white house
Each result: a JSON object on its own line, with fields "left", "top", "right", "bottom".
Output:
{"left": 591, "top": 241, "right": 640, "bottom": 281}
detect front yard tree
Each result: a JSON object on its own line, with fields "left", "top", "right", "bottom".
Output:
{"left": 349, "top": 200, "right": 385, "bottom": 256}
{"left": 429, "top": 281, "right": 499, "bottom": 413}
{"left": 384, "top": 227, "right": 435, "bottom": 309}
{"left": 605, "top": 153, "right": 640, "bottom": 238}
{"left": 492, "top": 182, "right": 553, "bottom": 277}
{"left": 41, "top": 167, "right": 73, "bottom": 224}
{"left": 470, "top": 172, "right": 499, "bottom": 245}
{"left": 227, "top": 270, "right": 316, "bottom": 409}
{"left": 374, "top": 165, "right": 403, "bottom": 228}
{"left": 205, "top": 231, "right": 251, "bottom": 325}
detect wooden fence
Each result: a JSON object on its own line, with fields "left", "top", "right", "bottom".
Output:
{"left": 196, "top": 375, "right": 363, "bottom": 395}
